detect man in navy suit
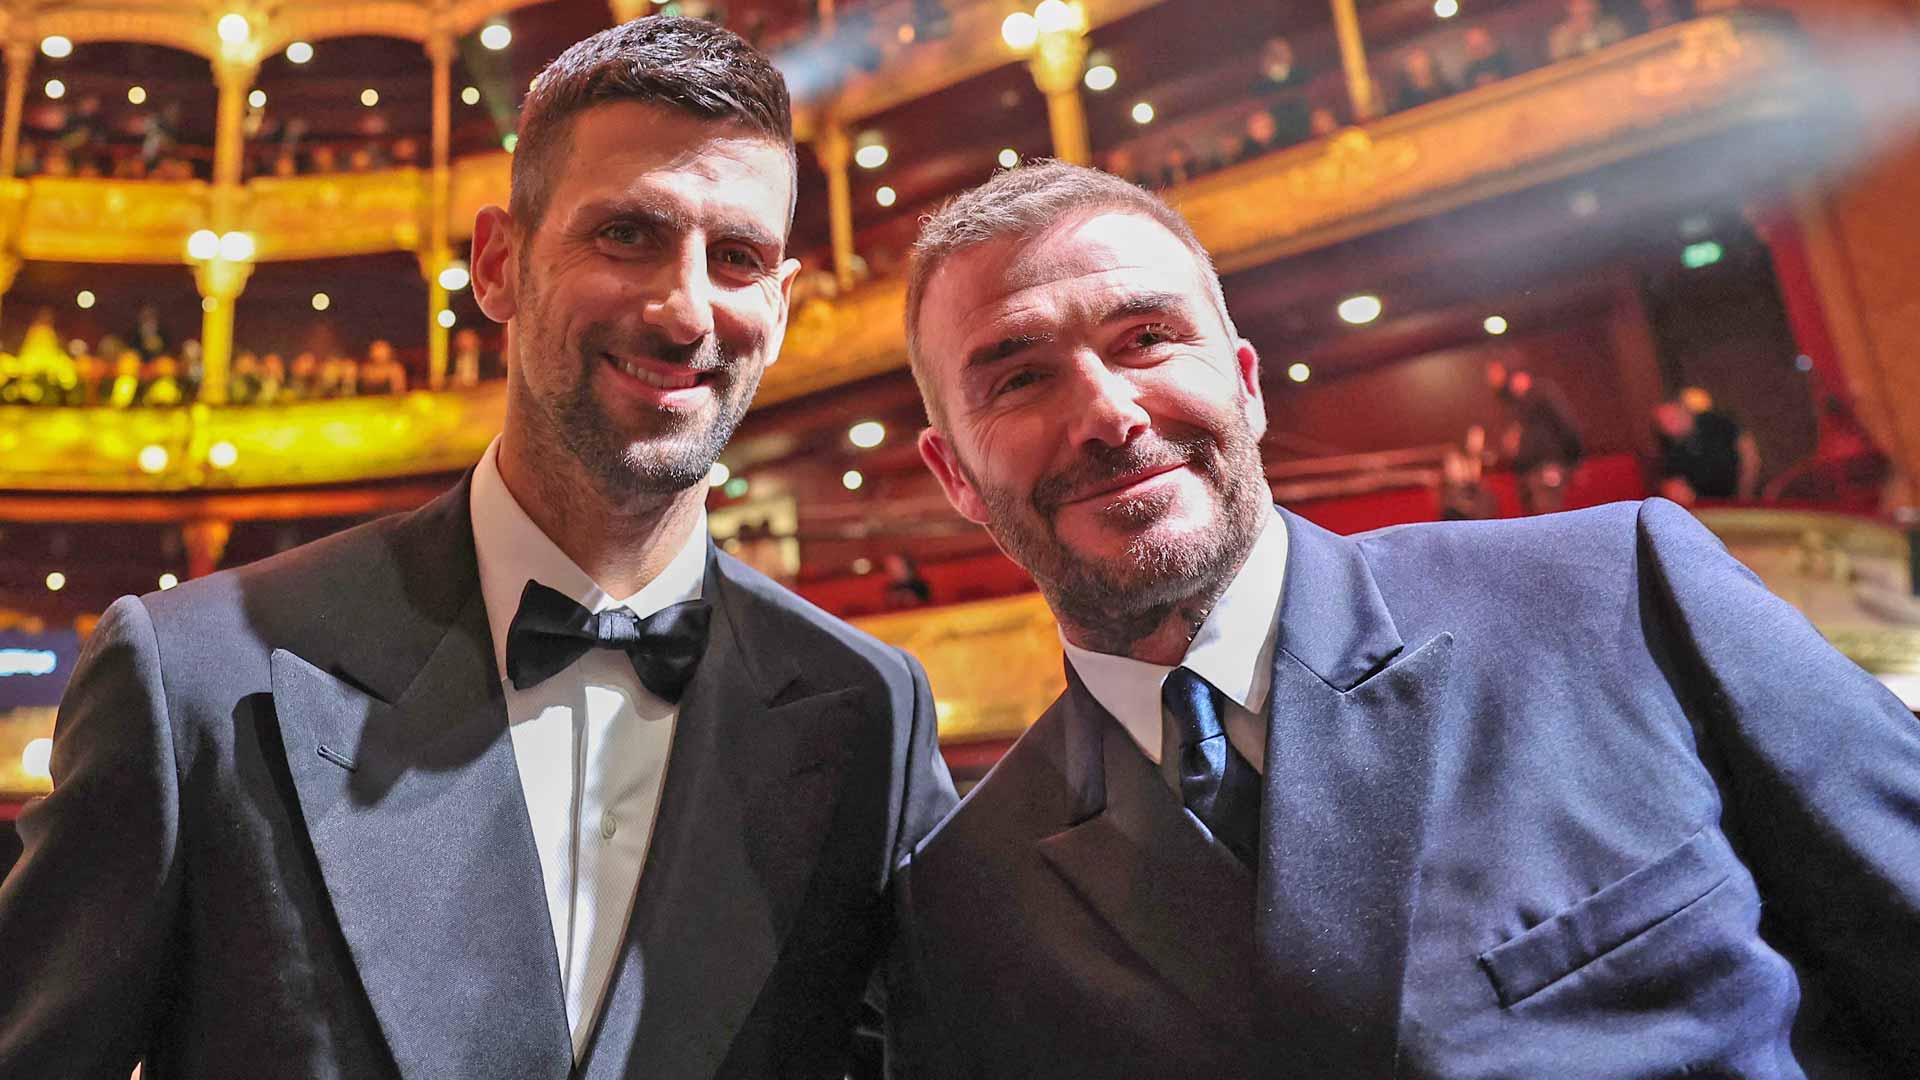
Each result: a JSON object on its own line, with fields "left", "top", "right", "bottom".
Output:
{"left": 890, "top": 160, "right": 1920, "bottom": 1077}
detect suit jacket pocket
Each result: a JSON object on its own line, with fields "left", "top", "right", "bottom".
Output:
{"left": 1477, "top": 827, "right": 1733, "bottom": 1008}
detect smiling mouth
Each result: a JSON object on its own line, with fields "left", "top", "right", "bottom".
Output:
{"left": 1063, "top": 463, "right": 1183, "bottom": 506}
{"left": 604, "top": 353, "right": 709, "bottom": 391}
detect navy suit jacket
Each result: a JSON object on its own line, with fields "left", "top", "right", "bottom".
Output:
{"left": 0, "top": 477, "right": 956, "bottom": 1080}
{"left": 890, "top": 500, "right": 1920, "bottom": 1078}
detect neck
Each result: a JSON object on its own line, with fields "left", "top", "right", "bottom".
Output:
{"left": 495, "top": 428, "right": 706, "bottom": 599}
{"left": 1057, "top": 592, "right": 1220, "bottom": 666}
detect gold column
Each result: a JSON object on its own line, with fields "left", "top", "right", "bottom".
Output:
{"left": 426, "top": 31, "right": 454, "bottom": 388}
{"left": 0, "top": 37, "right": 32, "bottom": 183}
{"left": 814, "top": 119, "right": 856, "bottom": 291}
{"left": 200, "top": 58, "right": 258, "bottom": 404}
{"left": 194, "top": 257, "right": 253, "bottom": 406}
{"left": 1026, "top": 20, "right": 1091, "bottom": 165}
{"left": 1328, "top": 0, "right": 1379, "bottom": 122}
{"left": 210, "top": 59, "right": 254, "bottom": 222}
{"left": 0, "top": 251, "right": 20, "bottom": 335}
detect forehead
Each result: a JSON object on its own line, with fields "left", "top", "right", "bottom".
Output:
{"left": 547, "top": 100, "right": 793, "bottom": 227}
{"left": 920, "top": 210, "right": 1209, "bottom": 361}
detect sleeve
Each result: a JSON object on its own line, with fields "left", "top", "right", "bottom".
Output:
{"left": 0, "top": 595, "right": 185, "bottom": 1077}
{"left": 889, "top": 649, "right": 958, "bottom": 869}
{"left": 1638, "top": 498, "right": 1920, "bottom": 1067}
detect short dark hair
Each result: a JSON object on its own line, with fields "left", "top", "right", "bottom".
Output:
{"left": 510, "top": 16, "right": 795, "bottom": 235}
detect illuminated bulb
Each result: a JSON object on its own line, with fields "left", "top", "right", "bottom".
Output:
{"left": 208, "top": 441, "right": 238, "bottom": 469}
{"left": 1434, "top": 0, "right": 1460, "bottom": 17}
{"left": 502, "top": 133, "right": 518, "bottom": 153}
{"left": 480, "top": 23, "right": 512, "bottom": 50}
{"left": 187, "top": 229, "right": 220, "bottom": 260}
{"left": 848, "top": 420, "right": 886, "bottom": 448}
{"left": 1083, "top": 65, "right": 1117, "bottom": 91}
{"left": 158, "top": 573, "right": 179, "bottom": 590}
{"left": 22, "top": 738, "right": 52, "bottom": 780}
{"left": 436, "top": 309, "right": 456, "bottom": 329}
{"left": 461, "top": 85, "right": 481, "bottom": 106}
{"left": 137, "top": 444, "right": 169, "bottom": 473}
{"left": 217, "top": 230, "right": 254, "bottom": 261}
{"left": 438, "top": 264, "right": 470, "bottom": 290}
{"left": 1336, "top": 294, "right": 1382, "bottom": 325}
{"left": 286, "top": 41, "right": 314, "bottom": 64}
{"left": 248, "top": 89, "right": 266, "bottom": 109}
{"left": 1483, "top": 315, "right": 1509, "bottom": 335}
{"left": 876, "top": 186, "right": 897, "bottom": 208}
{"left": 128, "top": 85, "right": 147, "bottom": 105}
{"left": 852, "top": 558, "right": 873, "bottom": 575}
{"left": 311, "top": 292, "right": 330, "bottom": 311}
{"left": 76, "top": 290, "right": 95, "bottom": 309}
{"left": 360, "top": 88, "right": 379, "bottom": 107}
{"left": 854, "top": 143, "right": 889, "bottom": 169}
{"left": 722, "top": 476, "right": 749, "bottom": 498}
{"left": 45, "top": 79, "right": 65, "bottom": 100}
{"left": 1131, "top": 101, "right": 1155, "bottom": 124}
{"left": 707, "top": 461, "right": 731, "bottom": 488}
{"left": 1001, "top": 11, "right": 1038, "bottom": 49}
{"left": 1287, "top": 362, "right": 1311, "bottom": 383}
{"left": 40, "top": 36, "right": 73, "bottom": 59}
{"left": 998, "top": 147, "right": 1019, "bottom": 168}
{"left": 218, "top": 13, "right": 251, "bottom": 44}
{"left": 1034, "top": 0, "right": 1075, "bottom": 33}
{"left": 201, "top": 297, "right": 216, "bottom": 313}
{"left": 44, "top": 572, "right": 66, "bottom": 592}
{"left": 842, "top": 469, "right": 865, "bottom": 491}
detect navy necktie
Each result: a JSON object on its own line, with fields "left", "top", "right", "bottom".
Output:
{"left": 504, "top": 581, "right": 712, "bottom": 703}
{"left": 1162, "top": 667, "right": 1262, "bottom": 866}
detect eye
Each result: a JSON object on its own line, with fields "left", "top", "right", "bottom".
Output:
{"left": 991, "top": 368, "right": 1043, "bottom": 398}
{"left": 713, "top": 245, "right": 766, "bottom": 272}
{"left": 1125, "top": 323, "right": 1179, "bottom": 350}
{"left": 599, "top": 221, "right": 644, "bottom": 247}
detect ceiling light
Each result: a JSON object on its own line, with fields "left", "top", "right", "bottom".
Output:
{"left": 876, "top": 186, "right": 897, "bottom": 207}
{"left": 854, "top": 142, "right": 889, "bottom": 169}
{"left": 461, "top": 85, "right": 481, "bottom": 106}
{"left": 127, "top": 85, "right": 147, "bottom": 105}
{"left": 137, "top": 445, "right": 169, "bottom": 473}
{"left": 22, "top": 738, "right": 52, "bottom": 780}
{"left": 1083, "top": 65, "right": 1117, "bottom": 91}
{"left": 1682, "top": 240, "right": 1723, "bottom": 269}
{"left": 1434, "top": 0, "right": 1460, "bottom": 17}
{"left": 480, "top": 23, "right": 512, "bottom": 50}
{"left": 247, "top": 89, "right": 266, "bottom": 109}
{"left": 1001, "top": 12, "right": 1038, "bottom": 49}
{"left": 75, "top": 290, "right": 96, "bottom": 309}
{"left": 40, "top": 36, "right": 73, "bottom": 59}
{"left": 1034, "top": 0, "right": 1076, "bottom": 33}
{"left": 187, "top": 229, "right": 220, "bottom": 260}
{"left": 44, "top": 79, "right": 65, "bottom": 100}
{"left": 158, "top": 573, "right": 179, "bottom": 590}
{"left": 998, "top": 147, "right": 1019, "bottom": 168}
{"left": 208, "top": 441, "right": 238, "bottom": 469}
{"left": 286, "top": 41, "right": 313, "bottom": 64}
{"left": 436, "top": 309, "right": 456, "bottom": 328}
{"left": 852, "top": 558, "right": 873, "bottom": 575}
{"left": 842, "top": 469, "right": 865, "bottom": 491}
{"left": 848, "top": 420, "right": 886, "bottom": 448}
{"left": 44, "top": 572, "right": 66, "bottom": 592}
{"left": 360, "top": 88, "right": 379, "bottom": 107}
{"left": 1336, "top": 294, "right": 1382, "bottom": 325}
{"left": 311, "top": 292, "right": 330, "bottom": 311}
{"left": 1483, "top": 315, "right": 1509, "bottom": 335}
{"left": 217, "top": 231, "right": 254, "bottom": 261}
{"left": 1131, "top": 101, "right": 1154, "bottom": 124}
{"left": 437, "top": 263, "right": 470, "bottom": 291}
{"left": 218, "top": 14, "right": 251, "bottom": 44}
{"left": 1287, "top": 362, "right": 1311, "bottom": 383}
{"left": 706, "top": 461, "right": 731, "bottom": 488}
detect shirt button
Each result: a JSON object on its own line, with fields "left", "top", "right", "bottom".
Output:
{"left": 600, "top": 813, "right": 618, "bottom": 839}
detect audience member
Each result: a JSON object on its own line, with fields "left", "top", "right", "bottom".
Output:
{"left": 1548, "top": 0, "right": 1628, "bottom": 61}
{"left": 1652, "top": 393, "right": 1759, "bottom": 505}
{"left": 1460, "top": 27, "right": 1517, "bottom": 87}
{"left": 451, "top": 329, "right": 484, "bottom": 387}
{"left": 1238, "top": 109, "right": 1282, "bottom": 161}
{"left": 140, "top": 356, "right": 185, "bottom": 407}
{"left": 357, "top": 340, "right": 409, "bottom": 395}
{"left": 882, "top": 553, "right": 932, "bottom": 609}
{"left": 1488, "top": 359, "right": 1583, "bottom": 515}
{"left": 288, "top": 352, "right": 321, "bottom": 398}
{"left": 1391, "top": 46, "right": 1458, "bottom": 112}
{"left": 227, "top": 352, "right": 264, "bottom": 404}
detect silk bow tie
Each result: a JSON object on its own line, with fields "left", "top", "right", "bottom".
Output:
{"left": 504, "top": 581, "right": 712, "bottom": 703}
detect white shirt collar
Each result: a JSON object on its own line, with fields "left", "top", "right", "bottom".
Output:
{"left": 1061, "top": 508, "right": 1288, "bottom": 763}
{"left": 469, "top": 436, "right": 709, "bottom": 680}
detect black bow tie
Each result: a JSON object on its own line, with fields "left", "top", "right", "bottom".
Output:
{"left": 504, "top": 581, "right": 712, "bottom": 703}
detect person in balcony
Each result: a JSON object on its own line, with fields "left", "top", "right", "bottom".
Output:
{"left": 1459, "top": 26, "right": 1518, "bottom": 87}
{"left": 1548, "top": 0, "right": 1628, "bottom": 61}
{"left": 1236, "top": 108, "right": 1282, "bottom": 163}
{"left": 103, "top": 349, "right": 142, "bottom": 408}
{"left": 129, "top": 302, "right": 167, "bottom": 362}
{"left": 451, "top": 327, "right": 485, "bottom": 387}
{"left": 258, "top": 353, "right": 287, "bottom": 403}
{"left": 307, "top": 143, "right": 339, "bottom": 174}
{"left": 1637, "top": 0, "right": 1691, "bottom": 31}
{"left": 227, "top": 351, "right": 264, "bottom": 405}
{"left": 318, "top": 351, "right": 359, "bottom": 397}
{"left": 1488, "top": 358, "right": 1583, "bottom": 514}
{"left": 1390, "top": 46, "right": 1459, "bottom": 112}
{"left": 1652, "top": 393, "right": 1760, "bottom": 505}
{"left": 140, "top": 355, "right": 185, "bottom": 407}
{"left": 358, "top": 339, "right": 409, "bottom": 395}
{"left": 287, "top": 350, "right": 321, "bottom": 398}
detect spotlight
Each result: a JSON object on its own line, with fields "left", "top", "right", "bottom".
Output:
{"left": 286, "top": 41, "right": 314, "bottom": 64}
{"left": 1434, "top": 0, "right": 1460, "bottom": 17}
{"left": 187, "top": 229, "right": 220, "bottom": 260}
{"left": 480, "top": 23, "right": 512, "bottom": 50}
{"left": 1483, "top": 315, "right": 1509, "bottom": 335}
{"left": 437, "top": 263, "right": 470, "bottom": 291}
{"left": 40, "top": 36, "right": 73, "bottom": 59}
{"left": 1084, "top": 65, "right": 1116, "bottom": 91}
{"left": 1131, "top": 101, "right": 1155, "bottom": 124}
{"left": 137, "top": 445, "right": 169, "bottom": 473}
{"left": 848, "top": 420, "right": 886, "bottom": 448}
{"left": 1336, "top": 295, "right": 1382, "bottom": 325}
{"left": 436, "top": 309, "right": 456, "bottom": 329}
{"left": 217, "top": 231, "right": 254, "bottom": 261}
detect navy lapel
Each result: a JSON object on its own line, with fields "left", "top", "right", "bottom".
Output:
{"left": 1034, "top": 668, "right": 1258, "bottom": 1040}
{"left": 578, "top": 549, "right": 866, "bottom": 1078}
{"left": 1254, "top": 511, "right": 1456, "bottom": 1076}
{"left": 271, "top": 518, "right": 572, "bottom": 1080}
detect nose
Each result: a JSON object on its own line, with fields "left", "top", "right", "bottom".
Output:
{"left": 1062, "top": 351, "right": 1149, "bottom": 450}
{"left": 641, "top": 241, "right": 716, "bottom": 346}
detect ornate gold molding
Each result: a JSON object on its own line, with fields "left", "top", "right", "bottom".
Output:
{"left": 852, "top": 591, "right": 1064, "bottom": 744}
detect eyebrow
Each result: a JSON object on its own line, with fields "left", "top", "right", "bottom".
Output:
{"left": 960, "top": 289, "right": 1198, "bottom": 373}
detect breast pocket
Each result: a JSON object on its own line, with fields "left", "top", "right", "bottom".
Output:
{"left": 1476, "top": 828, "right": 1737, "bottom": 1008}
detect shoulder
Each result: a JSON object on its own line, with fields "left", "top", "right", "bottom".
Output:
{"left": 713, "top": 550, "right": 916, "bottom": 685}
{"left": 907, "top": 693, "right": 1076, "bottom": 864}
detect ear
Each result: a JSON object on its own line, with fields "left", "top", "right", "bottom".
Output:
{"left": 1235, "top": 339, "right": 1268, "bottom": 441}
{"left": 761, "top": 257, "right": 802, "bottom": 370}
{"left": 470, "top": 205, "right": 519, "bottom": 324}
{"left": 917, "top": 427, "right": 992, "bottom": 526}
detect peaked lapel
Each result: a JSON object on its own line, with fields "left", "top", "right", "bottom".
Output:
{"left": 1255, "top": 510, "right": 1456, "bottom": 1076}
{"left": 578, "top": 549, "right": 867, "bottom": 1079}
{"left": 1034, "top": 667, "right": 1258, "bottom": 1041}
{"left": 271, "top": 479, "right": 572, "bottom": 1080}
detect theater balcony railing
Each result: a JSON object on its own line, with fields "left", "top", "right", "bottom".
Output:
{"left": 0, "top": 11, "right": 1840, "bottom": 494}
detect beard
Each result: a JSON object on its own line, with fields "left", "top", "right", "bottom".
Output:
{"left": 511, "top": 274, "right": 764, "bottom": 508}
{"left": 960, "top": 408, "right": 1268, "bottom": 644}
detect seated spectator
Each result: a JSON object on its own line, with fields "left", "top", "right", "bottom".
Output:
{"left": 882, "top": 553, "right": 932, "bottom": 609}
{"left": 104, "top": 350, "right": 143, "bottom": 408}
{"left": 1159, "top": 141, "right": 1195, "bottom": 188}
{"left": 71, "top": 352, "right": 105, "bottom": 406}
{"left": 288, "top": 352, "right": 322, "bottom": 398}
{"left": 1460, "top": 27, "right": 1517, "bottom": 87}
{"left": 41, "top": 146, "right": 74, "bottom": 178}
{"left": 1638, "top": 0, "right": 1690, "bottom": 31}
{"left": 228, "top": 351, "right": 264, "bottom": 404}
{"left": 141, "top": 356, "right": 186, "bottom": 407}
{"left": 318, "top": 353, "right": 359, "bottom": 397}
{"left": 451, "top": 329, "right": 484, "bottom": 388}
{"left": 258, "top": 354, "right": 287, "bottom": 403}
{"left": 1391, "top": 46, "right": 1458, "bottom": 112}
{"left": 1238, "top": 108, "right": 1282, "bottom": 162}
{"left": 1548, "top": 0, "right": 1628, "bottom": 61}
{"left": 358, "top": 340, "right": 408, "bottom": 395}
{"left": 1652, "top": 394, "right": 1759, "bottom": 504}
{"left": 308, "top": 144, "right": 339, "bottom": 174}
{"left": 1309, "top": 106, "right": 1341, "bottom": 136}
{"left": 391, "top": 137, "right": 421, "bottom": 168}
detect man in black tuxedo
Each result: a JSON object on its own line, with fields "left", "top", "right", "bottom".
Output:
{"left": 891, "top": 161, "right": 1920, "bottom": 1077}
{"left": 0, "top": 18, "right": 953, "bottom": 1079}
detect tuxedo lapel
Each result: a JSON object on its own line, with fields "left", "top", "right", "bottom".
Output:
{"left": 579, "top": 550, "right": 865, "bottom": 1079}
{"left": 1035, "top": 671, "right": 1258, "bottom": 1040}
{"left": 1254, "top": 511, "right": 1456, "bottom": 1076}
{"left": 272, "top": 572, "right": 572, "bottom": 1080}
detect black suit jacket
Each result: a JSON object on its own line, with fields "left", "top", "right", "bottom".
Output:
{"left": 0, "top": 477, "right": 955, "bottom": 1079}
{"left": 889, "top": 501, "right": 1920, "bottom": 1078}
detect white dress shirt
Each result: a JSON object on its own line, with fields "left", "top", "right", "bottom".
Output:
{"left": 1062, "top": 509, "right": 1288, "bottom": 773}
{"left": 470, "top": 438, "right": 708, "bottom": 1059}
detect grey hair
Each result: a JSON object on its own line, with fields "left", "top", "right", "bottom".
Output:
{"left": 904, "top": 160, "right": 1237, "bottom": 427}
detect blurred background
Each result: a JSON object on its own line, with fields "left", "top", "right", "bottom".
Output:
{"left": 3, "top": 0, "right": 1918, "bottom": 850}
